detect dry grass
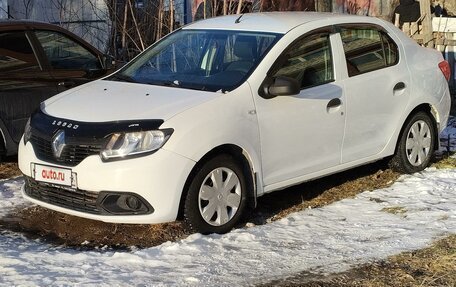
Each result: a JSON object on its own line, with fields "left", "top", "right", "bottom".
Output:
{"left": 255, "top": 163, "right": 400, "bottom": 224}
{"left": 0, "top": 162, "right": 20, "bottom": 179}
{"left": 259, "top": 152, "right": 456, "bottom": 223}
{"left": 262, "top": 235, "right": 456, "bottom": 287}
{"left": 381, "top": 206, "right": 407, "bottom": 216}
{"left": 432, "top": 155, "right": 456, "bottom": 169}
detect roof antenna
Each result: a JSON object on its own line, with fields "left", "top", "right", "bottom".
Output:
{"left": 235, "top": 14, "right": 244, "bottom": 24}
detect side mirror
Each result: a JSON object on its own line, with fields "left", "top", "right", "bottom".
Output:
{"left": 85, "top": 68, "right": 106, "bottom": 79}
{"left": 269, "top": 76, "right": 300, "bottom": 96}
{"left": 259, "top": 76, "right": 300, "bottom": 99}
{"left": 102, "top": 54, "right": 115, "bottom": 70}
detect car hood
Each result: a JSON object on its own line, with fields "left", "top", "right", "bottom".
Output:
{"left": 42, "top": 80, "right": 220, "bottom": 122}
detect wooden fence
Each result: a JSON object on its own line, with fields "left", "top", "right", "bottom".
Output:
{"left": 395, "top": 0, "right": 456, "bottom": 92}
{"left": 394, "top": 0, "right": 434, "bottom": 47}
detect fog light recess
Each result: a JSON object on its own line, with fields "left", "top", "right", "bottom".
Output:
{"left": 98, "top": 192, "right": 154, "bottom": 215}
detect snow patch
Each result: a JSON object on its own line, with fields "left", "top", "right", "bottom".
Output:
{"left": 0, "top": 167, "right": 455, "bottom": 286}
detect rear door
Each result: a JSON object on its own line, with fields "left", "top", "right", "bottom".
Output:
{"left": 0, "top": 29, "right": 56, "bottom": 143}
{"left": 339, "top": 25, "right": 410, "bottom": 163}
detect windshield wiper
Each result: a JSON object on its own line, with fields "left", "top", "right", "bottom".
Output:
{"left": 145, "top": 79, "right": 216, "bottom": 92}
{"left": 146, "top": 80, "right": 180, "bottom": 87}
{"left": 108, "top": 74, "right": 137, "bottom": 83}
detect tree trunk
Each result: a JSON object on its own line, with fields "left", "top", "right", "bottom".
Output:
{"left": 157, "top": 0, "right": 163, "bottom": 40}
{"left": 315, "top": 0, "right": 331, "bottom": 12}
{"left": 170, "top": 0, "right": 174, "bottom": 31}
{"left": 203, "top": 0, "right": 207, "bottom": 19}
{"left": 127, "top": 0, "right": 145, "bottom": 51}
{"left": 121, "top": 1, "right": 128, "bottom": 53}
{"left": 237, "top": 0, "right": 243, "bottom": 14}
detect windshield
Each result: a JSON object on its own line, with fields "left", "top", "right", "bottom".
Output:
{"left": 108, "top": 29, "right": 280, "bottom": 92}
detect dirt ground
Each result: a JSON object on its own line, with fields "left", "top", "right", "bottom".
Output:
{"left": 0, "top": 156, "right": 400, "bottom": 248}
{"left": 0, "top": 154, "right": 454, "bottom": 286}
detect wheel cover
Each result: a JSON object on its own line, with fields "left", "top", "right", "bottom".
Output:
{"left": 405, "top": 120, "right": 432, "bottom": 167}
{"left": 198, "top": 167, "right": 242, "bottom": 227}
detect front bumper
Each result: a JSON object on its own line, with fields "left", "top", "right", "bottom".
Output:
{"left": 18, "top": 139, "right": 196, "bottom": 224}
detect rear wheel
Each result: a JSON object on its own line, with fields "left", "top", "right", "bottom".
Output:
{"left": 389, "top": 112, "right": 435, "bottom": 173}
{"left": 184, "top": 154, "right": 247, "bottom": 234}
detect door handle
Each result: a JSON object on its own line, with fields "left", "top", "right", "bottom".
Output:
{"left": 327, "top": 98, "right": 342, "bottom": 109}
{"left": 393, "top": 82, "right": 406, "bottom": 91}
{"left": 326, "top": 98, "right": 342, "bottom": 113}
{"left": 393, "top": 82, "right": 406, "bottom": 96}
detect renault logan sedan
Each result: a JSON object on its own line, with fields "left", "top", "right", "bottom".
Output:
{"left": 18, "top": 12, "right": 451, "bottom": 234}
{"left": 0, "top": 20, "right": 113, "bottom": 159}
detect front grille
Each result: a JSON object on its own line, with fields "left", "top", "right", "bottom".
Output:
{"left": 24, "top": 177, "right": 101, "bottom": 214}
{"left": 30, "top": 134, "right": 103, "bottom": 166}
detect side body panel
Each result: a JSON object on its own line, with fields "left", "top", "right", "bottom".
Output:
{"left": 161, "top": 83, "right": 264, "bottom": 195}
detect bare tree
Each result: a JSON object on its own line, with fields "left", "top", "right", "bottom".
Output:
{"left": 223, "top": 0, "right": 228, "bottom": 15}
{"left": 237, "top": 0, "right": 243, "bottom": 13}
{"left": 315, "top": 0, "right": 332, "bottom": 12}
{"left": 22, "top": 0, "right": 34, "bottom": 18}
{"left": 170, "top": 0, "right": 175, "bottom": 31}
{"left": 127, "top": 0, "right": 145, "bottom": 50}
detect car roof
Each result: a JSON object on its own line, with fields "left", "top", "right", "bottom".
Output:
{"left": 0, "top": 19, "right": 103, "bottom": 55}
{"left": 184, "top": 12, "right": 384, "bottom": 34}
{"left": 0, "top": 19, "right": 63, "bottom": 29}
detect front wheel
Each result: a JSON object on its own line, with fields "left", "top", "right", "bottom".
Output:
{"left": 389, "top": 112, "right": 436, "bottom": 173}
{"left": 184, "top": 154, "right": 247, "bottom": 234}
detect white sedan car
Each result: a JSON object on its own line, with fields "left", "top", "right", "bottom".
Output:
{"left": 19, "top": 12, "right": 451, "bottom": 234}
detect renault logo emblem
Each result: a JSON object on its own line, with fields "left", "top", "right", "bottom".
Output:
{"left": 52, "top": 130, "right": 66, "bottom": 158}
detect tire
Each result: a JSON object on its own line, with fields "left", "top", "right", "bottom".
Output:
{"left": 184, "top": 154, "right": 247, "bottom": 234}
{"left": 389, "top": 112, "right": 435, "bottom": 173}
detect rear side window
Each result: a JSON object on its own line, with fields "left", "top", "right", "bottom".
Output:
{"left": 35, "top": 30, "right": 101, "bottom": 70}
{"left": 382, "top": 33, "right": 398, "bottom": 66}
{"left": 272, "top": 33, "right": 334, "bottom": 89}
{"left": 0, "top": 31, "right": 39, "bottom": 72}
{"left": 340, "top": 27, "right": 398, "bottom": 77}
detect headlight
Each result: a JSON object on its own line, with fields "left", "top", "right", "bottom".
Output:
{"left": 100, "top": 129, "right": 173, "bottom": 161}
{"left": 23, "top": 118, "right": 32, "bottom": 144}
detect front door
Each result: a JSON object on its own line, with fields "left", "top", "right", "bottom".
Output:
{"left": 0, "top": 30, "right": 57, "bottom": 143}
{"left": 254, "top": 32, "right": 346, "bottom": 188}
{"left": 33, "top": 30, "right": 105, "bottom": 92}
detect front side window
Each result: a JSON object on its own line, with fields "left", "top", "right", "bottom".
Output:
{"left": 340, "top": 27, "right": 398, "bottom": 77}
{"left": 0, "top": 31, "right": 39, "bottom": 72}
{"left": 272, "top": 33, "right": 334, "bottom": 89}
{"left": 111, "top": 29, "right": 280, "bottom": 92}
{"left": 35, "top": 30, "right": 101, "bottom": 70}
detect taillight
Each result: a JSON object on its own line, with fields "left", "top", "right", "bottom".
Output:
{"left": 438, "top": 60, "right": 451, "bottom": 82}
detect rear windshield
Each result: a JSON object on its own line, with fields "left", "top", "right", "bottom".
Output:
{"left": 109, "top": 29, "right": 281, "bottom": 92}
